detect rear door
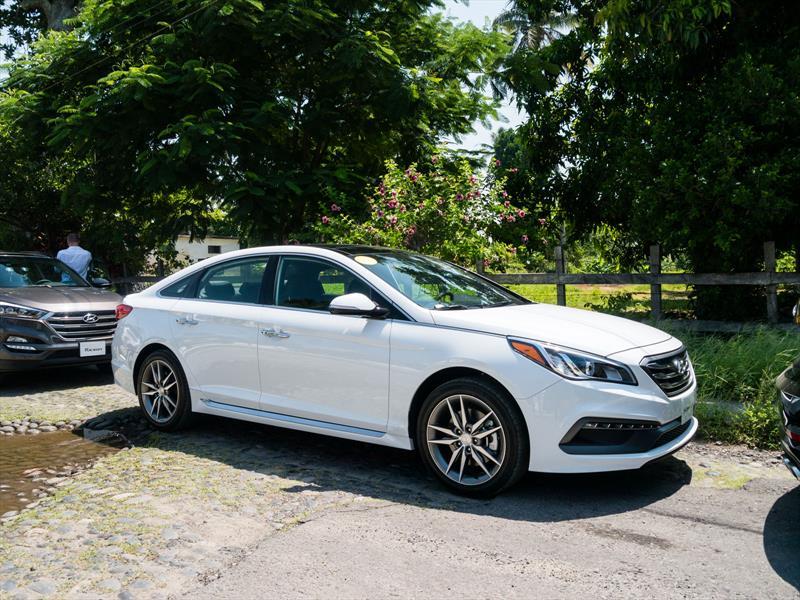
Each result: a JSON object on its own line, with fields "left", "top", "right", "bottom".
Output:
{"left": 169, "top": 256, "right": 270, "bottom": 409}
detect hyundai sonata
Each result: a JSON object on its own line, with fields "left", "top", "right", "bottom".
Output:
{"left": 112, "top": 245, "right": 697, "bottom": 496}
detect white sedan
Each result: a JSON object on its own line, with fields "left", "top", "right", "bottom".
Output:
{"left": 112, "top": 245, "right": 697, "bottom": 496}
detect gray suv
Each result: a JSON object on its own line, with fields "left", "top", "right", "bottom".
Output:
{"left": 0, "top": 252, "right": 122, "bottom": 377}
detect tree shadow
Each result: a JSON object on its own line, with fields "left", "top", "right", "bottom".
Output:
{"left": 0, "top": 366, "right": 113, "bottom": 397}
{"left": 763, "top": 485, "right": 800, "bottom": 591}
{"left": 86, "top": 409, "right": 693, "bottom": 523}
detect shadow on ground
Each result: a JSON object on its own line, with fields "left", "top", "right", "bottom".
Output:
{"left": 82, "top": 406, "right": 696, "bottom": 524}
{"left": 0, "top": 366, "right": 113, "bottom": 396}
{"left": 764, "top": 485, "right": 800, "bottom": 591}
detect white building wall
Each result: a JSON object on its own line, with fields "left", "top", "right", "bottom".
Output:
{"left": 174, "top": 235, "right": 240, "bottom": 263}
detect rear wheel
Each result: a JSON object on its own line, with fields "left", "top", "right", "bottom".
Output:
{"left": 136, "top": 350, "right": 193, "bottom": 431}
{"left": 416, "top": 377, "right": 529, "bottom": 497}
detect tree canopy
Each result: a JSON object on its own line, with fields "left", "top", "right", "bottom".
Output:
{"left": 0, "top": 0, "right": 507, "bottom": 268}
{"left": 494, "top": 0, "right": 800, "bottom": 288}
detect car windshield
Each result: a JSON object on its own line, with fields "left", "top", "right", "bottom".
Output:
{"left": 0, "top": 256, "right": 89, "bottom": 288}
{"left": 351, "top": 251, "right": 529, "bottom": 310}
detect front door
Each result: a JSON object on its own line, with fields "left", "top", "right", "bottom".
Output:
{"left": 257, "top": 255, "right": 391, "bottom": 432}
{"left": 169, "top": 256, "right": 269, "bottom": 409}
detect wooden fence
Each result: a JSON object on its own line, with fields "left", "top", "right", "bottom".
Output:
{"left": 112, "top": 241, "right": 800, "bottom": 325}
{"left": 477, "top": 242, "right": 800, "bottom": 324}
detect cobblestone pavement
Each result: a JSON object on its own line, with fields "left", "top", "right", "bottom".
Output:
{"left": 0, "top": 368, "right": 135, "bottom": 427}
{"left": 0, "top": 370, "right": 798, "bottom": 599}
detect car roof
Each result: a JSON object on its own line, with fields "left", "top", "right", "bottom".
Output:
{"left": 312, "top": 244, "right": 412, "bottom": 256}
{"left": 0, "top": 251, "right": 51, "bottom": 258}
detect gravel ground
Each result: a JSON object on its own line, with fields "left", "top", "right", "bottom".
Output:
{"left": 0, "top": 369, "right": 798, "bottom": 599}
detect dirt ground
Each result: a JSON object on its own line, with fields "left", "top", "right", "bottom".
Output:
{"left": 0, "top": 368, "right": 798, "bottom": 599}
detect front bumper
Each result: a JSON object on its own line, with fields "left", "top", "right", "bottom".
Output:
{"left": 776, "top": 380, "right": 800, "bottom": 481}
{"left": 0, "top": 340, "right": 112, "bottom": 372}
{"left": 522, "top": 369, "right": 697, "bottom": 474}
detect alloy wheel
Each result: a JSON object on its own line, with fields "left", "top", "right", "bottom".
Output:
{"left": 140, "top": 359, "right": 179, "bottom": 423}
{"left": 426, "top": 394, "right": 506, "bottom": 486}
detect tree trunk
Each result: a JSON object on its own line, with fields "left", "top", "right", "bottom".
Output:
{"left": 19, "top": 0, "right": 77, "bottom": 31}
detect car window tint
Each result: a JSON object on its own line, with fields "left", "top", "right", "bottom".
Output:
{"left": 277, "top": 257, "right": 371, "bottom": 311}
{"left": 196, "top": 259, "right": 267, "bottom": 304}
{"left": 160, "top": 274, "right": 196, "bottom": 298}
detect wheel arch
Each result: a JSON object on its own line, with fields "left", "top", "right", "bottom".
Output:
{"left": 132, "top": 342, "right": 179, "bottom": 393}
{"left": 407, "top": 367, "right": 527, "bottom": 445}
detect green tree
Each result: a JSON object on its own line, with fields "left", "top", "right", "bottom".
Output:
{"left": 495, "top": 0, "right": 800, "bottom": 319}
{"left": 0, "top": 0, "right": 76, "bottom": 58}
{"left": 1, "top": 0, "right": 508, "bottom": 257}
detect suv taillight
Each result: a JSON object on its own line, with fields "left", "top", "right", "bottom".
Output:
{"left": 115, "top": 304, "right": 133, "bottom": 320}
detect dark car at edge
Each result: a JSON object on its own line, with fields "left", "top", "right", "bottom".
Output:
{"left": 0, "top": 252, "right": 122, "bottom": 379}
{"left": 776, "top": 357, "right": 800, "bottom": 480}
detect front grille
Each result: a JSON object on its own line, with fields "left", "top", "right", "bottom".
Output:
{"left": 46, "top": 310, "right": 117, "bottom": 340}
{"left": 641, "top": 349, "right": 694, "bottom": 397}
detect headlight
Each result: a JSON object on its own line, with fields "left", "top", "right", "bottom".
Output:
{"left": 509, "top": 338, "right": 637, "bottom": 385}
{"left": 0, "top": 302, "right": 47, "bottom": 319}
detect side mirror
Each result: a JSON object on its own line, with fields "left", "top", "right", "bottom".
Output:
{"left": 328, "top": 293, "right": 389, "bottom": 319}
{"left": 92, "top": 277, "right": 112, "bottom": 289}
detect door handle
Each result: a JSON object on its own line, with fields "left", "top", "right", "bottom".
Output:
{"left": 260, "top": 327, "right": 290, "bottom": 339}
{"left": 176, "top": 316, "right": 199, "bottom": 326}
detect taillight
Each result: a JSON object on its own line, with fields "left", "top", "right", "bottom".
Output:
{"left": 789, "top": 429, "right": 800, "bottom": 444}
{"left": 115, "top": 304, "right": 133, "bottom": 320}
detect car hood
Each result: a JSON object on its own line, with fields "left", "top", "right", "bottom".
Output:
{"left": 430, "top": 303, "right": 673, "bottom": 357}
{"left": 0, "top": 286, "right": 122, "bottom": 313}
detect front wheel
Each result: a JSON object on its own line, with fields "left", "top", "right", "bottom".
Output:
{"left": 416, "top": 378, "right": 529, "bottom": 497}
{"left": 136, "top": 350, "right": 193, "bottom": 431}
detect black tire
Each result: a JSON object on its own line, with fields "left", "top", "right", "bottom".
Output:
{"left": 415, "top": 377, "right": 529, "bottom": 498}
{"left": 136, "top": 349, "right": 193, "bottom": 431}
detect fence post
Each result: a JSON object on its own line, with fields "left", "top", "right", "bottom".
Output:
{"left": 765, "top": 241, "right": 778, "bottom": 324}
{"left": 475, "top": 257, "right": 485, "bottom": 275}
{"left": 554, "top": 245, "right": 566, "bottom": 306}
{"left": 649, "top": 244, "right": 662, "bottom": 320}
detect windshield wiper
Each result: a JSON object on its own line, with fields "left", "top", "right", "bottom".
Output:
{"left": 433, "top": 304, "right": 470, "bottom": 310}
{"left": 483, "top": 300, "right": 514, "bottom": 308}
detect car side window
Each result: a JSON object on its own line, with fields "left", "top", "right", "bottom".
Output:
{"left": 196, "top": 258, "right": 267, "bottom": 304}
{"left": 276, "top": 257, "right": 349, "bottom": 311}
{"left": 275, "top": 256, "right": 406, "bottom": 318}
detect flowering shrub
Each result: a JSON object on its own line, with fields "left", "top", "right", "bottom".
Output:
{"left": 315, "top": 156, "right": 549, "bottom": 269}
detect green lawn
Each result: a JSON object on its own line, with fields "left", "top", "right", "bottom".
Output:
{"left": 507, "top": 283, "right": 692, "bottom": 317}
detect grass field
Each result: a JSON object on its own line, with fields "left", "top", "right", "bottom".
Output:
{"left": 508, "top": 283, "right": 692, "bottom": 317}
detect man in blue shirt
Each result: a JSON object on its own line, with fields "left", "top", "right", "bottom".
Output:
{"left": 57, "top": 233, "right": 92, "bottom": 280}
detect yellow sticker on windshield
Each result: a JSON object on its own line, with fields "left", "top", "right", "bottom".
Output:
{"left": 354, "top": 255, "right": 378, "bottom": 265}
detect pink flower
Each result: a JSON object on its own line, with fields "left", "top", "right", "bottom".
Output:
{"left": 495, "top": 159, "right": 501, "bottom": 167}
{"left": 407, "top": 226, "right": 417, "bottom": 235}
{"left": 399, "top": 204, "right": 407, "bottom": 213}
{"left": 502, "top": 190, "right": 508, "bottom": 198}
{"left": 389, "top": 215, "right": 398, "bottom": 225}
{"left": 507, "top": 215, "right": 516, "bottom": 223}
{"left": 483, "top": 259, "right": 490, "bottom": 267}
{"left": 392, "top": 190, "right": 398, "bottom": 197}
{"left": 437, "top": 197, "right": 444, "bottom": 205}
{"left": 378, "top": 184, "right": 386, "bottom": 196}
{"left": 387, "top": 199, "right": 398, "bottom": 209}
{"left": 431, "top": 156, "right": 438, "bottom": 164}
{"left": 475, "top": 190, "right": 481, "bottom": 197}
{"left": 509, "top": 167, "right": 519, "bottom": 173}
{"left": 331, "top": 203, "right": 341, "bottom": 213}
{"left": 521, "top": 234, "right": 529, "bottom": 244}
{"left": 456, "top": 193, "right": 464, "bottom": 201}
{"left": 510, "top": 247, "right": 516, "bottom": 254}
{"left": 377, "top": 210, "right": 384, "bottom": 217}
{"left": 417, "top": 202, "right": 425, "bottom": 209}
{"left": 469, "top": 175, "right": 477, "bottom": 185}
{"left": 503, "top": 200, "right": 511, "bottom": 208}
{"left": 321, "top": 216, "right": 330, "bottom": 225}
{"left": 538, "top": 218, "right": 546, "bottom": 226}
{"left": 517, "top": 210, "right": 526, "bottom": 218}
